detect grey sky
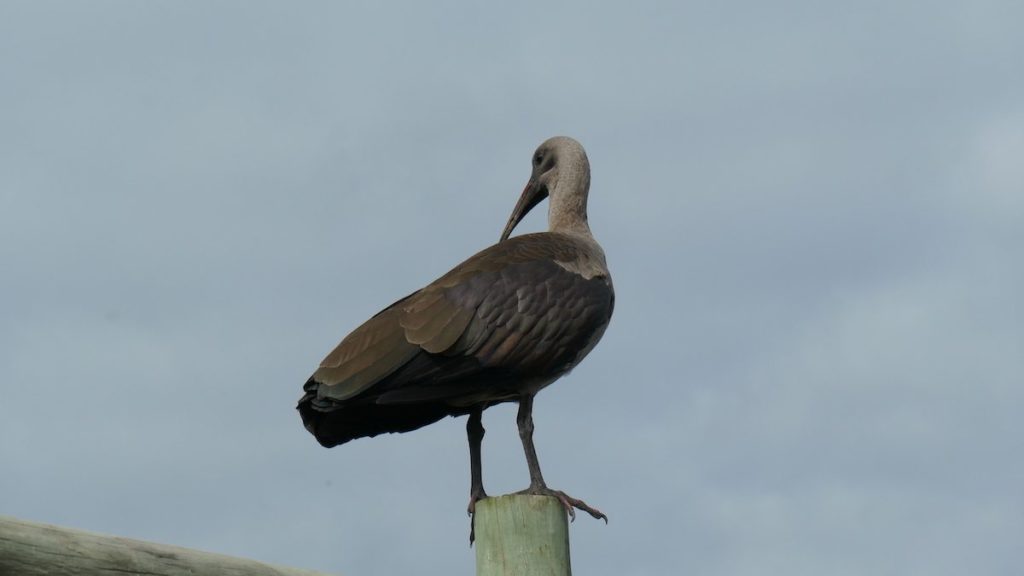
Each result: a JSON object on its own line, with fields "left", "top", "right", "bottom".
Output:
{"left": 2, "top": 2, "right": 1022, "bottom": 575}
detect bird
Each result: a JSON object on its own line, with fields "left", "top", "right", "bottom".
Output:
{"left": 297, "top": 136, "right": 614, "bottom": 541}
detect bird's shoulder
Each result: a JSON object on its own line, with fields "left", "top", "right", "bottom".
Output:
{"left": 429, "top": 232, "right": 610, "bottom": 289}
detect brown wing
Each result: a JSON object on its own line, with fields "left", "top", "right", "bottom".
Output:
{"left": 298, "top": 232, "right": 613, "bottom": 446}
{"left": 309, "top": 298, "right": 420, "bottom": 402}
{"left": 375, "top": 257, "right": 613, "bottom": 404}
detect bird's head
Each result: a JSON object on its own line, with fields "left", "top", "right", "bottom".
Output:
{"left": 501, "top": 136, "right": 591, "bottom": 241}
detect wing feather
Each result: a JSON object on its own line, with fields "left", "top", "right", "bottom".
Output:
{"left": 301, "top": 232, "right": 613, "bottom": 424}
{"left": 313, "top": 307, "right": 418, "bottom": 401}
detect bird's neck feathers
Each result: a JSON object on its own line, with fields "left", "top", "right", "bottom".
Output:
{"left": 547, "top": 155, "right": 593, "bottom": 239}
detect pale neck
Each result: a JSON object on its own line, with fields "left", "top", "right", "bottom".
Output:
{"left": 547, "top": 155, "right": 592, "bottom": 237}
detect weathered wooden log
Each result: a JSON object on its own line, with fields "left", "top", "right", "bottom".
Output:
{"left": 0, "top": 515, "right": 336, "bottom": 576}
{"left": 474, "top": 495, "right": 571, "bottom": 576}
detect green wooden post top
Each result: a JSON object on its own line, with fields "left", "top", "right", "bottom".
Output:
{"left": 474, "top": 495, "right": 571, "bottom": 576}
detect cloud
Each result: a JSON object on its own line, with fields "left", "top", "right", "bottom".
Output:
{"left": 2, "top": 2, "right": 1022, "bottom": 575}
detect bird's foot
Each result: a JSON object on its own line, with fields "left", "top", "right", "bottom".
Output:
{"left": 467, "top": 489, "right": 488, "bottom": 545}
{"left": 516, "top": 485, "right": 608, "bottom": 523}
{"left": 467, "top": 490, "right": 488, "bottom": 516}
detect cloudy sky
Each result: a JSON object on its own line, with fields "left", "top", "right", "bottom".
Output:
{"left": 2, "top": 2, "right": 1022, "bottom": 575}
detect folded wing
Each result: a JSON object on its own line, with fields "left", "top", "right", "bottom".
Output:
{"left": 298, "top": 233, "right": 613, "bottom": 446}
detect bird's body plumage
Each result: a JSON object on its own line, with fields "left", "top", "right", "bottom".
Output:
{"left": 298, "top": 231, "right": 613, "bottom": 447}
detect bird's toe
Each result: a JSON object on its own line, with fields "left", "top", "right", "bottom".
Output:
{"left": 516, "top": 486, "right": 608, "bottom": 523}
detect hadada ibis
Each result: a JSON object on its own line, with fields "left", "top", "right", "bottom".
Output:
{"left": 297, "top": 136, "right": 614, "bottom": 541}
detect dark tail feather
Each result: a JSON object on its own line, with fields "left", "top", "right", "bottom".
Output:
{"left": 297, "top": 391, "right": 458, "bottom": 448}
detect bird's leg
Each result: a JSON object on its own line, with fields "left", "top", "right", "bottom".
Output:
{"left": 467, "top": 408, "right": 488, "bottom": 510}
{"left": 515, "top": 394, "right": 608, "bottom": 523}
{"left": 467, "top": 408, "right": 487, "bottom": 544}
{"left": 516, "top": 394, "right": 547, "bottom": 490}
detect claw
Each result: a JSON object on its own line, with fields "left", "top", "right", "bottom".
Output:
{"left": 467, "top": 491, "right": 488, "bottom": 545}
{"left": 516, "top": 486, "right": 608, "bottom": 523}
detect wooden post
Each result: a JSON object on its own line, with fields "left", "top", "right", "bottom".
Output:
{"left": 474, "top": 495, "right": 571, "bottom": 576}
{"left": 0, "top": 515, "right": 337, "bottom": 576}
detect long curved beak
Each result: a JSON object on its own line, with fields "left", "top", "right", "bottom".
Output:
{"left": 500, "top": 178, "right": 548, "bottom": 241}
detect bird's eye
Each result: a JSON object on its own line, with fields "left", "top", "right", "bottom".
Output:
{"left": 533, "top": 153, "right": 543, "bottom": 165}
